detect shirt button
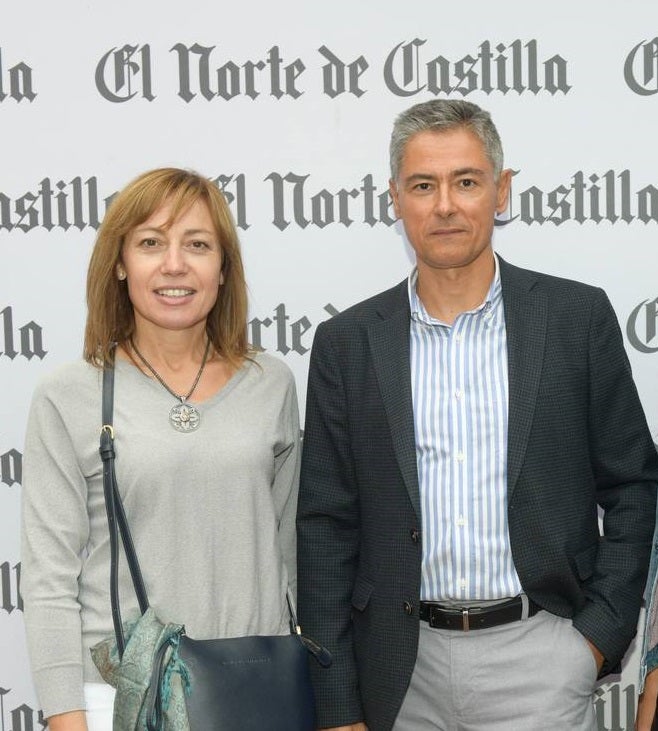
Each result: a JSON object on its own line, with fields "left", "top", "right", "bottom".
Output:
{"left": 455, "top": 390, "right": 463, "bottom": 400}
{"left": 460, "top": 579, "right": 467, "bottom": 589}
{"left": 456, "top": 452, "right": 465, "bottom": 462}
{"left": 455, "top": 334, "right": 462, "bottom": 342}
{"left": 456, "top": 516, "right": 466, "bottom": 527}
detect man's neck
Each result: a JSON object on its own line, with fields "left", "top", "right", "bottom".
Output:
{"left": 416, "top": 252, "right": 496, "bottom": 325}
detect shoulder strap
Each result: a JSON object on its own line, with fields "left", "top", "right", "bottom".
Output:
{"left": 100, "top": 362, "right": 149, "bottom": 658}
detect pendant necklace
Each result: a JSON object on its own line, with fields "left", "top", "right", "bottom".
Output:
{"left": 130, "top": 338, "right": 212, "bottom": 433}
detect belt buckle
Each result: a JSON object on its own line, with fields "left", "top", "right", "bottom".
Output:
{"left": 462, "top": 608, "right": 470, "bottom": 632}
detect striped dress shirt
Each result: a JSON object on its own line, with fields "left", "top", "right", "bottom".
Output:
{"left": 408, "top": 257, "right": 523, "bottom": 601}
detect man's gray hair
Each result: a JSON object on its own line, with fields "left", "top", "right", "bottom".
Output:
{"left": 389, "top": 99, "right": 504, "bottom": 181}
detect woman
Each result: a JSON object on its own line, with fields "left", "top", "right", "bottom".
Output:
{"left": 21, "top": 168, "right": 300, "bottom": 730}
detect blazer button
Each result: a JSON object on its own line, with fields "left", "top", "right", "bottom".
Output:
{"left": 410, "top": 528, "right": 420, "bottom": 543}
{"left": 403, "top": 601, "right": 413, "bottom": 615}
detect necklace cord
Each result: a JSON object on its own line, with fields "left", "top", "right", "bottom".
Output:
{"left": 129, "top": 338, "right": 212, "bottom": 403}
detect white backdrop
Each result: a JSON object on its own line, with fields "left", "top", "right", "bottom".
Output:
{"left": 2, "top": 1, "right": 657, "bottom": 728}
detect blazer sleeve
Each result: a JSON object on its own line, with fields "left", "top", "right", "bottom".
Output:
{"left": 297, "top": 321, "right": 365, "bottom": 728}
{"left": 571, "top": 288, "right": 658, "bottom": 672}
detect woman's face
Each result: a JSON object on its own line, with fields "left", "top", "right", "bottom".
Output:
{"left": 120, "top": 198, "right": 223, "bottom": 340}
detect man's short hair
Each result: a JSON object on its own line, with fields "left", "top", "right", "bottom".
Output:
{"left": 390, "top": 99, "right": 504, "bottom": 181}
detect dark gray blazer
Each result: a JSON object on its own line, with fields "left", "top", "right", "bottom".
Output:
{"left": 297, "top": 257, "right": 658, "bottom": 731}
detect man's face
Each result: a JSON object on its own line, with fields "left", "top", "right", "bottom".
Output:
{"left": 389, "top": 127, "right": 511, "bottom": 276}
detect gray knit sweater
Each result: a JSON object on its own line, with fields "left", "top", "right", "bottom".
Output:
{"left": 21, "top": 352, "right": 300, "bottom": 718}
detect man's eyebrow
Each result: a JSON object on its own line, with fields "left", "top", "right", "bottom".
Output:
{"left": 403, "top": 173, "right": 435, "bottom": 183}
{"left": 452, "top": 167, "right": 487, "bottom": 177}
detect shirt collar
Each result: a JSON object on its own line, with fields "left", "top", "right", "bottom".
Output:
{"left": 408, "top": 253, "right": 503, "bottom": 326}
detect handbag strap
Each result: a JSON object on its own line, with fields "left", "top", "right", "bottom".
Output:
{"left": 145, "top": 637, "right": 173, "bottom": 731}
{"left": 100, "top": 362, "right": 149, "bottom": 658}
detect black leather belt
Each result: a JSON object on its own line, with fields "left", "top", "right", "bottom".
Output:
{"left": 419, "top": 596, "right": 540, "bottom": 631}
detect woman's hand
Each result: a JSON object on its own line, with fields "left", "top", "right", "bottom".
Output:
{"left": 637, "top": 668, "right": 658, "bottom": 731}
{"left": 46, "top": 710, "right": 88, "bottom": 731}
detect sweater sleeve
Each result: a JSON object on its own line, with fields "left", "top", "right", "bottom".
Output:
{"left": 271, "top": 369, "right": 301, "bottom": 601}
{"left": 21, "top": 375, "right": 91, "bottom": 718}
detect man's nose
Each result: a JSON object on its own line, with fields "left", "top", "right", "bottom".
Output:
{"left": 433, "top": 186, "right": 457, "bottom": 217}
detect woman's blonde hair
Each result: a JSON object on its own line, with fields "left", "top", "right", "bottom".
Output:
{"left": 84, "top": 167, "right": 248, "bottom": 366}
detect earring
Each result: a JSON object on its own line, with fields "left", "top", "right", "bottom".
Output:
{"left": 117, "top": 267, "right": 127, "bottom": 281}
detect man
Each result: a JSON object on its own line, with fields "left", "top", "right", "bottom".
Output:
{"left": 297, "top": 99, "right": 658, "bottom": 731}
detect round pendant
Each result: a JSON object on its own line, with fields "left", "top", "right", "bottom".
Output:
{"left": 169, "top": 402, "right": 201, "bottom": 432}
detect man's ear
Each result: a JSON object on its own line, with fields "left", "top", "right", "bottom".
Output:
{"left": 496, "top": 169, "right": 512, "bottom": 214}
{"left": 389, "top": 179, "right": 401, "bottom": 219}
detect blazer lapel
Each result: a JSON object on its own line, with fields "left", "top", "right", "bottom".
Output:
{"left": 500, "top": 259, "right": 548, "bottom": 501}
{"left": 367, "top": 284, "right": 422, "bottom": 521}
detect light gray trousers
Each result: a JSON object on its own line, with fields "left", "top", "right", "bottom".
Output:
{"left": 393, "top": 610, "right": 598, "bottom": 731}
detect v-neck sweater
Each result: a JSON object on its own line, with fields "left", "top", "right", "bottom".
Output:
{"left": 21, "top": 352, "right": 300, "bottom": 718}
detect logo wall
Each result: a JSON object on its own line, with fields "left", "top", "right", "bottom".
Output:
{"left": 93, "top": 39, "right": 571, "bottom": 102}
{"left": 3, "top": 171, "right": 658, "bottom": 233}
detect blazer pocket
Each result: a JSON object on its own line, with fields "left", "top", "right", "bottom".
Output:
{"left": 574, "top": 542, "right": 598, "bottom": 581}
{"left": 351, "top": 575, "right": 375, "bottom": 612}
